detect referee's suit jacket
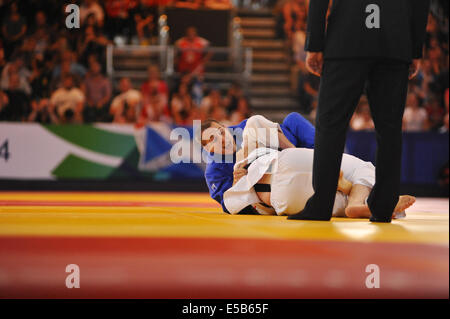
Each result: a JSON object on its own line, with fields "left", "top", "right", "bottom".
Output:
{"left": 305, "top": 0, "right": 430, "bottom": 61}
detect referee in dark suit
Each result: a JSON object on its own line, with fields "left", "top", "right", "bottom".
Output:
{"left": 288, "top": 0, "right": 431, "bottom": 223}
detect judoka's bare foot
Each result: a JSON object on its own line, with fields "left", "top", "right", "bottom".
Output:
{"left": 337, "top": 171, "right": 353, "bottom": 195}
{"left": 344, "top": 204, "right": 371, "bottom": 218}
{"left": 394, "top": 195, "right": 416, "bottom": 213}
{"left": 391, "top": 195, "right": 416, "bottom": 220}
{"left": 345, "top": 195, "right": 416, "bottom": 219}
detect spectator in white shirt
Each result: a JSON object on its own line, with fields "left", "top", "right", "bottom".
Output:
{"left": 110, "top": 77, "right": 142, "bottom": 123}
{"left": 403, "top": 93, "right": 429, "bottom": 132}
{"left": 350, "top": 97, "right": 375, "bottom": 131}
{"left": 50, "top": 74, "right": 85, "bottom": 123}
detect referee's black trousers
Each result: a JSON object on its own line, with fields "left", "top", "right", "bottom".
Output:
{"left": 290, "top": 58, "right": 410, "bottom": 222}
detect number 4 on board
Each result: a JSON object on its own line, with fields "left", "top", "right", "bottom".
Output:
{"left": 0, "top": 140, "right": 10, "bottom": 161}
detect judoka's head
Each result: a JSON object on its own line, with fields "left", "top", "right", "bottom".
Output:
{"left": 200, "top": 119, "right": 236, "bottom": 155}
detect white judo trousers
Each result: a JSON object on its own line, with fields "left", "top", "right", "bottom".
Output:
{"left": 223, "top": 115, "right": 376, "bottom": 216}
{"left": 270, "top": 148, "right": 375, "bottom": 216}
{"left": 224, "top": 147, "right": 376, "bottom": 216}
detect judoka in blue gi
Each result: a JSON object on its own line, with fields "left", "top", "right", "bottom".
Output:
{"left": 200, "top": 112, "right": 315, "bottom": 214}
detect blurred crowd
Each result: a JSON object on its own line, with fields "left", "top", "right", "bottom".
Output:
{"left": 0, "top": 0, "right": 448, "bottom": 133}
{"left": 277, "top": 0, "right": 449, "bottom": 133}
{"left": 0, "top": 0, "right": 251, "bottom": 126}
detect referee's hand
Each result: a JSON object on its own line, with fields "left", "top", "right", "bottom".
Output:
{"left": 306, "top": 51, "right": 323, "bottom": 77}
{"left": 409, "top": 59, "right": 421, "bottom": 80}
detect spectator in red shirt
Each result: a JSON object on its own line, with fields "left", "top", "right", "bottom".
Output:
{"left": 175, "top": 26, "right": 211, "bottom": 75}
{"left": 105, "top": 0, "right": 134, "bottom": 39}
{"left": 138, "top": 90, "right": 168, "bottom": 126}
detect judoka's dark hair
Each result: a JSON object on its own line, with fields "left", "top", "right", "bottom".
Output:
{"left": 200, "top": 119, "right": 221, "bottom": 147}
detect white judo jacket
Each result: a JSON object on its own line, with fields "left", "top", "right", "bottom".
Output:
{"left": 224, "top": 115, "right": 282, "bottom": 215}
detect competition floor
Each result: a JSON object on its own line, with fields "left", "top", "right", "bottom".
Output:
{"left": 0, "top": 192, "right": 448, "bottom": 299}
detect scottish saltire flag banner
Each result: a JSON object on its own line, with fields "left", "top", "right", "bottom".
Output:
{"left": 138, "top": 123, "right": 205, "bottom": 179}
{"left": 0, "top": 123, "right": 205, "bottom": 180}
